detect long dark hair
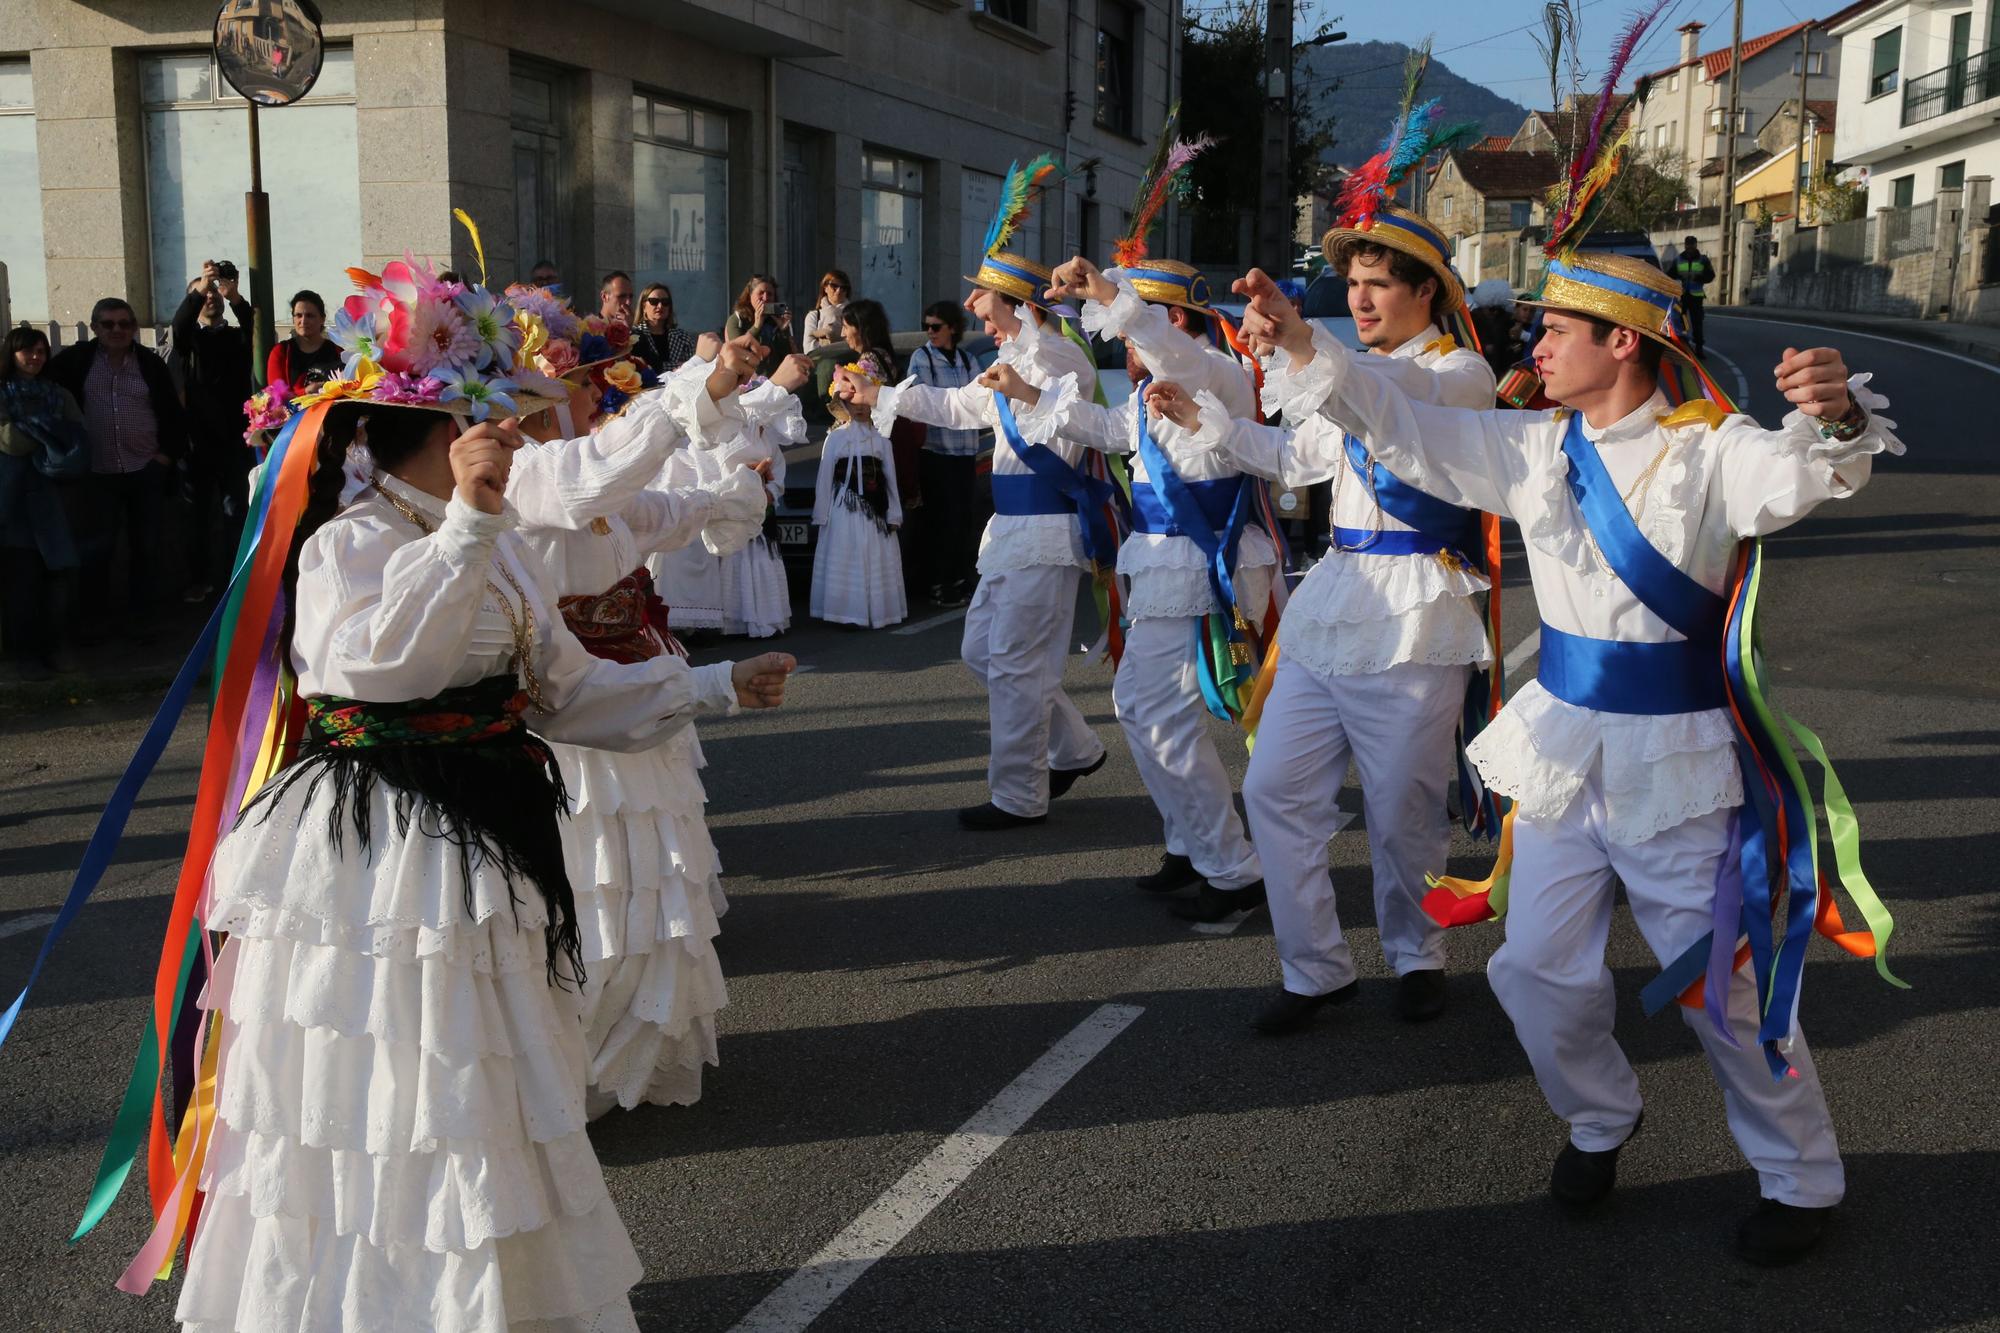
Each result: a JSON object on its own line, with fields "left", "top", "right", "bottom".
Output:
{"left": 0, "top": 327, "right": 51, "bottom": 383}
{"left": 841, "top": 298, "right": 896, "bottom": 374}
{"left": 280, "top": 405, "right": 447, "bottom": 664}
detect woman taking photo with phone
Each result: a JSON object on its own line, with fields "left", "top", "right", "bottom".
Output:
{"left": 722, "top": 275, "right": 792, "bottom": 377}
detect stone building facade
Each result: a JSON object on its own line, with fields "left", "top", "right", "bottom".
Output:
{"left": 0, "top": 0, "right": 1178, "bottom": 335}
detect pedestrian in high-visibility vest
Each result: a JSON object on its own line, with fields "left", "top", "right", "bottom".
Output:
{"left": 1672, "top": 235, "right": 1716, "bottom": 357}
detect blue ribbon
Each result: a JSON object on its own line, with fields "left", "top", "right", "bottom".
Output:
{"left": 989, "top": 473, "right": 1074, "bottom": 516}
{"left": 1340, "top": 435, "right": 1482, "bottom": 564}
{"left": 0, "top": 411, "right": 307, "bottom": 1053}
{"left": 992, "top": 394, "right": 1125, "bottom": 566}
{"left": 1328, "top": 527, "right": 1468, "bottom": 558}
{"left": 1134, "top": 380, "right": 1249, "bottom": 623}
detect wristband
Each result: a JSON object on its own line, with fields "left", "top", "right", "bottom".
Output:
{"left": 1816, "top": 397, "right": 1868, "bottom": 443}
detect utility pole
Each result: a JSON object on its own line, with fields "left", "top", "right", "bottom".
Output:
{"left": 1258, "top": 0, "right": 1296, "bottom": 273}
{"left": 1793, "top": 24, "right": 1814, "bottom": 224}
{"left": 1718, "top": 0, "right": 1745, "bottom": 303}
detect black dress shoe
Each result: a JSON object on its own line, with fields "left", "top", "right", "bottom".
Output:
{"left": 957, "top": 802, "right": 1046, "bottom": 831}
{"left": 1394, "top": 969, "right": 1447, "bottom": 1022}
{"left": 1251, "top": 980, "right": 1359, "bottom": 1034}
{"left": 1134, "top": 852, "right": 1201, "bottom": 894}
{"left": 1735, "top": 1199, "right": 1833, "bottom": 1266}
{"left": 1171, "top": 879, "right": 1267, "bottom": 923}
{"left": 1048, "top": 752, "right": 1107, "bottom": 800}
{"left": 1551, "top": 1113, "right": 1643, "bottom": 1210}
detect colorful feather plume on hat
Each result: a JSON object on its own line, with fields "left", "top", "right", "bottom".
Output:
{"left": 1112, "top": 103, "right": 1213, "bottom": 269}
{"left": 1334, "top": 42, "right": 1479, "bottom": 228}
{"left": 1543, "top": 0, "right": 1672, "bottom": 258}
{"left": 982, "top": 153, "right": 1063, "bottom": 258}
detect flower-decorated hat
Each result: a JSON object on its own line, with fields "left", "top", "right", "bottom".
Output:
{"left": 966, "top": 155, "right": 1064, "bottom": 307}
{"left": 505, "top": 282, "right": 654, "bottom": 418}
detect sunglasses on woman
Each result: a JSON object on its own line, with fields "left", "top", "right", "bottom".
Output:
{"left": 922, "top": 320, "right": 946, "bottom": 332}
{"left": 825, "top": 283, "right": 848, "bottom": 293}
{"left": 645, "top": 297, "right": 670, "bottom": 306}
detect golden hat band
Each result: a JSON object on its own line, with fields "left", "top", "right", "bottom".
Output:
{"left": 966, "top": 252, "right": 1052, "bottom": 305}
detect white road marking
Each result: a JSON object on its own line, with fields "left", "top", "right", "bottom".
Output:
{"left": 1711, "top": 314, "right": 2000, "bottom": 376}
{"left": 1701, "top": 343, "right": 1752, "bottom": 406}
{"left": 0, "top": 912, "right": 58, "bottom": 942}
{"left": 1190, "top": 811, "right": 1357, "bottom": 935}
{"left": 791, "top": 663, "right": 818, "bottom": 674}
{"left": 890, "top": 608, "right": 968, "bottom": 637}
{"left": 1503, "top": 628, "right": 1541, "bottom": 685}
{"left": 730, "top": 1002, "right": 1146, "bottom": 1332}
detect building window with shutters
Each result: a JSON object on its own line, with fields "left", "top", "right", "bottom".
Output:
{"left": 1869, "top": 27, "right": 1901, "bottom": 98}
{"left": 633, "top": 91, "right": 730, "bottom": 334}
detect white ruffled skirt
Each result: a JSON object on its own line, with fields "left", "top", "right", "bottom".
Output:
{"left": 553, "top": 726, "right": 728, "bottom": 1119}
{"left": 720, "top": 534, "right": 791, "bottom": 638}
{"left": 650, "top": 544, "right": 725, "bottom": 632}
{"left": 810, "top": 504, "right": 907, "bottom": 629}
{"left": 176, "top": 772, "right": 642, "bottom": 1333}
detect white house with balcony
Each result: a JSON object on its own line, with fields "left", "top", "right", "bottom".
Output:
{"left": 1829, "top": 0, "right": 2000, "bottom": 210}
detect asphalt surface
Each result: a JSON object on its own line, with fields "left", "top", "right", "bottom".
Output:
{"left": 2, "top": 314, "right": 1997, "bottom": 1331}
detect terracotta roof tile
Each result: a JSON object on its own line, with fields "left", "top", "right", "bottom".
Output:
{"left": 1444, "top": 148, "right": 1562, "bottom": 197}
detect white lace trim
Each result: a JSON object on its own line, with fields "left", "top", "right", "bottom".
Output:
{"left": 1259, "top": 323, "right": 1346, "bottom": 422}
{"left": 1766, "top": 372, "right": 1905, "bottom": 465}
{"left": 1279, "top": 593, "right": 1493, "bottom": 679}
{"left": 1013, "top": 372, "right": 1082, "bottom": 445}
{"left": 979, "top": 516, "right": 1089, "bottom": 573}
{"left": 1466, "top": 680, "right": 1743, "bottom": 844}
{"left": 1079, "top": 277, "right": 1147, "bottom": 341}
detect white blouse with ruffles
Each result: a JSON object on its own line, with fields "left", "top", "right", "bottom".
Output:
{"left": 1292, "top": 339, "right": 1903, "bottom": 843}
{"left": 873, "top": 310, "right": 1100, "bottom": 576}
{"left": 294, "top": 472, "right": 739, "bottom": 750}
{"left": 1191, "top": 321, "right": 1499, "bottom": 680}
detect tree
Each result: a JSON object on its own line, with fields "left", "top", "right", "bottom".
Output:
{"left": 1180, "top": 0, "right": 1338, "bottom": 264}
{"left": 1546, "top": 145, "right": 1691, "bottom": 235}
{"left": 1803, "top": 167, "right": 1865, "bottom": 225}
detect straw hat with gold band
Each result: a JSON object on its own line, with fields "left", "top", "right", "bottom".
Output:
{"left": 966, "top": 250, "right": 1057, "bottom": 309}
{"left": 1320, "top": 203, "right": 1466, "bottom": 314}
{"left": 1113, "top": 259, "right": 1215, "bottom": 315}
{"left": 1518, "top": 252, "right": 1701, "bottom": 372}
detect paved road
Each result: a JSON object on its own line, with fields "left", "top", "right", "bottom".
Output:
{"left": 2, "top": 315, "right": 1996, "bottom": 1331}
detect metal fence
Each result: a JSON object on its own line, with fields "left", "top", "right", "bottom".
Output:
{"left": 1882, "top": 201, "right": 1938, "bottom": 258}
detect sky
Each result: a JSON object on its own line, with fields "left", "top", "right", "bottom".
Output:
{"left": 1222, "top": 0, "right": 1846, "bottom": 108}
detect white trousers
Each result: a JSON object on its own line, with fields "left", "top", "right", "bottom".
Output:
{"left": 962, "top": 566, "right": 1107, "bottom": 817}
{"left": 1111, "top": 615, "right": 1262, "bottom": 888}
{"left": 1488, "top": 775, "right": 1845, "bottom": 1207}
{"left": 1244, "top": 656, "right": 1465, "bottom": 995}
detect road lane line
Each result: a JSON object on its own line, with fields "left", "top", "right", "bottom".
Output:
{"left": 1503, "top": 628, "right": 1541, "bottom": 685}
{"left": 1702, "top": 344, "right": 1752, "bottom": 406}
{"left": 0, "top": 913, "right": 58, "bottom": 942}
{"left": 1710, "top": 314, "right": 2000, "bottom": 376}
{"left": 1190, "top": 812, "right": 1354, "bottom": 935}
{"left": 890, "top": 608, "right": 968, "bottom": 636}
{"left": 731, "top": 1002, "right": 1145, "bottom": 1333}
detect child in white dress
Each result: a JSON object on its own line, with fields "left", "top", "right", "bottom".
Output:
{"left": 815, "top": 362, "right": 907, "bottom": 628}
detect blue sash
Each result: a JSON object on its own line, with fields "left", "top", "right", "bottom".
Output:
{"left": 992, "top": 394, "right": 1124, "bottom": 566}
{"left": 1328, "top": 527, "right": 1467, "bottom": 558}
{"left": 1133, "top": 378, "right": 1254, "bottom": 621}
{"left": 1538, "top": 412, "right": 1726, "bottom": 713}
{"left": 1341, "top": 435, "right": 1481, "bottom": 565}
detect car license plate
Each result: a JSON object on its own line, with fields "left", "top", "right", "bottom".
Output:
{"left": 778, "top": 521, "right": 809, "bottom": 546}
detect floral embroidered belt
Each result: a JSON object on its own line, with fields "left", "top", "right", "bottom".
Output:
{"left": 558, "top": 566, "right": 682, "bottom": 663}
{"left": 305, "top": 674, "right": 530, "bottom": 749}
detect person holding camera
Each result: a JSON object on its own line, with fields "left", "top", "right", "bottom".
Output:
{"left": 171, "top": 258, "right": 256, "bottom": 602}
{"left": 723, "top": 275, "right": 793, "bottom": 378}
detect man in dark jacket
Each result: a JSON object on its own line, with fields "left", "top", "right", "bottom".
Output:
{"left": 171, "top": 259, "right": 256, "bottom": 600}
{"left": 46, "top": 296, "right": 188, "bottom": 636}
{"left": 1670, "top": 236, "right": 1716, "bottom": 357}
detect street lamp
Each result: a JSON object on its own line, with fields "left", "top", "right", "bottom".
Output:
{"left": 212, "top": 0, "right": 324, "bottom": 382}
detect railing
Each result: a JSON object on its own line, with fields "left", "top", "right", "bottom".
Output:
{"left": 1881, "top": 200, "right": 1937, "bottom": 257}
{"left": 1902, "top": 48, "right": 2000, "bottom": 126}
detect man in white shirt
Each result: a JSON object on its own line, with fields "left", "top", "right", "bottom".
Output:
{"left": 985, "top": 255, "right": 1272, "bottom": 921}
{"left": 1146, "top": 203, "right": 1497, "bottom": 1032}
{"left": 839, "top": 250, "right": 1109, "bottom": 830}
{"left": 1227, "top": 250, "right": 1900, "bottom": 1266}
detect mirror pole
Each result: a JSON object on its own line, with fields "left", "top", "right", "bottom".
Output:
{"left": 245, "top": 99, "right": 276, "bottom": 383}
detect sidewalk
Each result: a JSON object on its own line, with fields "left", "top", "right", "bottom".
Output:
{"left": 0, "top": 602, "right": 211, "bottom": 711}
{"left": 1715, "top": 305, "right": 2000, "bottom": 367}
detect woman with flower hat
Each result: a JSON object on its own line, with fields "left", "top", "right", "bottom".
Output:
{"left": 169, "top": 255, "right": 797, "bottom": 1331}
{"left": 503, "top": 320, "right": 776, "bottom": 1116}
{"left": 816, "top": 360, "right": 907, "bottom": 628}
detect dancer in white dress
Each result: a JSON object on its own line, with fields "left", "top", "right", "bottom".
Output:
{"left": 169, "top": 259, "right": 796, "bottom": 1331}
{"left": 654, "top": 340, "right": 809, "bottom": 638}
{"left": 814, "top": 368, "right": 907, "bottom": 628}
